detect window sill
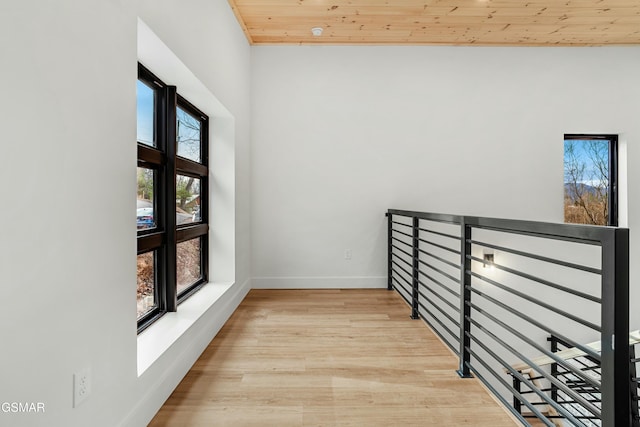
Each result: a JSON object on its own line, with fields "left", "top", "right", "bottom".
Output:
{"left": 137, "top": 281, "right": 234, "bottom": 376}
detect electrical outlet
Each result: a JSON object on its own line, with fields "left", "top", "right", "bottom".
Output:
{"left": 73, "top": 367, "right": 91, "bottom": 408}
{"left": 344, "top": 249, "right": 352, "bottom": 260}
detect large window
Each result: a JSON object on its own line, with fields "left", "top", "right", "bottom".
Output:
{"left": 137, "top": 63, "right": 209, "bottom": 332}
{"left": 563, "top": 134, "right": 617, "bottom": 226}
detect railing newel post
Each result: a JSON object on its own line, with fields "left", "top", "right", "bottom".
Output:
{"left": 457, "top": 219, "right": 473, "bottom": 378}
{"left": 600, "top": 228, "right": 630, "bottom": 427}
{"left": 411, "top": 216, "right": 420, "bottom": 319}
{"left": 387, "top": 212, "right": 393, "bottom": 291}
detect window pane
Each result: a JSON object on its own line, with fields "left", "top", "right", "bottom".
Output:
{"left": 176, "top": 175, "right": 201, "bottom": 225}
{"left": 177, "top": 107, "right": 202, "bottom": 163}
{"left": 137, "top": 251, "right": 157, "bottom": 319}
{"left": 137, "top": 168, "right": 156, "bottom": 230}
{"left": 177, "top": 238, "right": 202, "bottom": 295}
{"left": 137, "top": 80, "right": 155, "bottom": 147}
{"left": 564, "top": 139, "right": 610, "bottom": 226}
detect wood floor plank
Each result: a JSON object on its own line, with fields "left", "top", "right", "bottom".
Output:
{"left": 149, "top": 289, "right": 518, "bottom": 426}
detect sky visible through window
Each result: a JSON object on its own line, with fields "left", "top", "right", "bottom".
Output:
{"left": 137, "top": 80, "right": 154, "bottom": 146}
{"left": 563, "top": 139, "right": 609, "bottom": 188}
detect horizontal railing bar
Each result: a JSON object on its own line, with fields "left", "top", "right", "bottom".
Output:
{"left": 391, "top": 275, "right": 411, "bottom": 294}
{"left": 464, "top": 358, "right": 558, "bottom": 427}
{"left": 469, "top": 269, "right": 601, "bottom": 332}
{"left": 418, "top": 259, "right": 460, "bottom": 286}
{"left": 468, "top": 255, "right": 601, "bottom": 303}
{"left": 391, "top": 243, "right": 413, "bottom": 259}
{"left": 391, "top": 236, "right": 413, "bottom": 248}
{"left": 388, "top": 209, "right": 463, "bottom": 225}
{"left": 468, "top": 286, "right": 601, "bottom": 361}
{"left": 392, "top": 281, "right": 412, "bottom": 307}
{"left": 418, "top": 286, "right": 460, "bottom": 316}
{"left": 418, "top": 239, "right": 461, "bottom": 255}
{"left": 389, "top": 210, "right": 620, "bottom": 244}
{"left": 391, "top": 221, "right": 412, "bottom": 228}
{"left": 418, "top": 300, "right": 460, "bottom": 332}
{"left": 466, "top": 299, "right": 602, "bottom": 389}
{"left": 418, "top": 248, "right": 460, "bottom": 270}
{"left": 391, "top": 251, "right": 413, "bottom": 269}
{"left": 418, "top": 227, "right": 460, "bottom": 241}
{"left": 391, "top": 266, "right": 412, "bottom": 289}
{"left": 466, "top": 316, "right": 602, "bottom": 414}
{"left": 466, "top": 336, "right": 598, "bottom": 424}
{"left": 391, "top": 281, "right": 411, "bottom": 300}
{"left": 417, "top": 306, "right": 460, "bottom": 354}
{"left": 417, "top": 293, "right": 460, "bottom": 328}
{"left": 391, "top": 259, "right": 413, "bottom": 279}
{"left": 391, "top": 274, "right": 412, "bottom": 295}
{"left": 469, "top": 239, "right": 601, "bottom": 275}
{"left": 417, "top": 272, "right": 461, "bottom": 299}
{"left": 463, "top": 215, "right": 612, "bottom": 245}
{"left": 523, "top": 389, "right": 548, "bottom": 396}
{"left": 391, "top": 229, "right": 413, "bottom": 239}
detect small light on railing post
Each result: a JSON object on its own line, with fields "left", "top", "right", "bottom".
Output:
{"left": 483, "top": 251, "right": 495, "bottom": 269}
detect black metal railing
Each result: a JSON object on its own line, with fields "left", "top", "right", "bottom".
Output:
{"left": 387, "top": 209, "right": 631, "bottom": 427}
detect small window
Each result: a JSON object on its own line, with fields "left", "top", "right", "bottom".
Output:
{"left": 177, "top": 237, "right": 203, "bottom": 296}
{"left": 136, "top": 80, "right": 156, "bottom": 147}
{"left": 177, "top": 106, "right": 202, "bottom": 163}
{"left": 176, "top": 175, "right": 201, "bottom": 225}
{"left": 137, "top": 167, "right": 156, "bottom": 230}
{"left": 564, "top": 134, "right": 617, "bottom": 226}
{"left": 137, "top": 251, "right": 158, "bottom": 319}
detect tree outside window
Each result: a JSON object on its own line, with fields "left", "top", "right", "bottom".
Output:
{"left": 564, "top": 135, "right": 617, "bottom": 226}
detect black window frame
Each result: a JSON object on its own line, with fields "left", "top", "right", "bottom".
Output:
{"left": 564, "top": 134, "right": 618, "bottom": 227}
{"left": 137, "top": 63, "right": 209, "bottom": 333}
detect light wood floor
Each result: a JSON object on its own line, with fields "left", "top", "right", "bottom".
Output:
{"left": 149, "top": 289, "right": 518, "bottom": 426}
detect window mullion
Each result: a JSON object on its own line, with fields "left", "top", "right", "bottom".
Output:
{"left": 163, "top": 85, "right": 178, "bottom": 312}
{"left": 137, "top": 232, "right": 164, "bottom": 254}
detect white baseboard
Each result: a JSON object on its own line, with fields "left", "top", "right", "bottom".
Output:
{"left": 251, "top": 276, "right": 387, "bottom": 289}
{"left": 119, "top": 278, "right": 251, "bottom": 427}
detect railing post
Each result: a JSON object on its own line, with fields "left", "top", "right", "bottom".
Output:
{"left": 600, "top": 228, "right": 629, "bottom": 427}
{"left": 387, "top": 212, "right": 393, "bottom": 291}
{"left": 548, "top": 336, "right": 559, "bottom": 406}
{"left": 457, "top": 220, "right": 473, "bottom": 378}
{"left": 411, "top": 216, "right": 420, "bottom": 319}
{"left": 512, "top": 376, "right": 522, "bottom": 415}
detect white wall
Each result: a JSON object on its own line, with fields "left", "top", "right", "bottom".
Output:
{"left": 250, "top": 45, "right": 640, "bottom": 322}
{"left": 0, "top": 1, "right": 250, "bottom": 426}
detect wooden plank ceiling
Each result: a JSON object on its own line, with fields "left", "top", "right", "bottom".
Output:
{"left": 228, "top": 0, "right": 640, "bottom": 46}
